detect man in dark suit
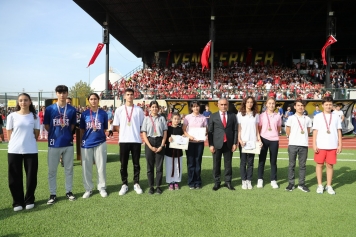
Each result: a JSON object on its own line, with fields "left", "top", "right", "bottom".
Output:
{"left": 208, "top": 98, "right": 238, "bottom": 191}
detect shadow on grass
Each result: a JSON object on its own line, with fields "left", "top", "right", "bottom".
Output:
{"left": 332, "top": 166, "right": 355, "bottom": 189}
{"left": 274, "top": 164, "right": 317, "bottom": 187}
{"left": 0, "top": 198, "right": 54, "bottom": 222}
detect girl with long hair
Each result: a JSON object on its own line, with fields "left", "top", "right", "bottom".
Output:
{"left": 238, "top": 96, "right": 261, "bottom": 189}
{"left": 80, "top": 93, "right": 109, "bottom": 198}
{"left": 6, "top": 93, "right": 40, "bottom": 211}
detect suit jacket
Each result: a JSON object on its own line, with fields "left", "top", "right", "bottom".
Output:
{"left": 208, "top": 111, "right": 238, "bottom": 149}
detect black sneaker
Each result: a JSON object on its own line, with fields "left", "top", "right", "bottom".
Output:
{"left": 285, "top": 183, "right": 295, "bottom": 191}
{"left": 298, "top": 185, "right": 310, "bottom": 193}
{"left": 66, "top": 192, "right": 76, "bottom": 201}
{"left": 47, "top": 195, "right": 56, "bottom": 205}
{"left": 156, "top": 187, "right": 162, "bottom": 194}
{"left": 148, "top": 187, "right": 154, "bottom": 195}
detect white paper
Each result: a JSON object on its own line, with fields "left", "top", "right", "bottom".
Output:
{"left": 244, "top": 141, "right": 256, "bottom": 150}
{"left": 169, "top": 135, "right": 189, "bottom": 150}
{"left": 242, "top": 142, "right": 262, "bottom": 154}
{"left": 188, "top": 127, "right": 206, "bottom": 141}
{"left": 175, "top": 135, "right": 188, "bottom": 145}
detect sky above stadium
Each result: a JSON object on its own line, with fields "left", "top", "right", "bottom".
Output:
{"left": 0, "top": 0, "right": 141, "bottom": 94}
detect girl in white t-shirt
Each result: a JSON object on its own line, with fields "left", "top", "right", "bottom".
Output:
{"left": 6, "top": 93, "right": 40, "bottom": 212}
{"left": 238, "top": 96, "right": 261, "bottom": 190}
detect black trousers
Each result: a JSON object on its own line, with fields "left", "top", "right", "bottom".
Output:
{"left": 213, "top": 142, "right": 232, "bottom": 184}
{"left": 240, "top": 149, "right": 255, "bottom": 181}
{"left": 258, "top": 137, "right": 279, "bottom": 181}
{"left": 145, "top": 137, "right": 164, "bottom": 187}
{"left": 119, "top": 143, "right": 141, "bottom": 185}
{"left": 8, "top": 153, "right": 38, "bottom": 208}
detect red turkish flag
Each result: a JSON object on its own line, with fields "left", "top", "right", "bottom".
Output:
{"left": 321, "top": 35, "right": 337, "bottom": 65}
{"left": 87, "top": 43, "right": 105, "bottom": 67}
{"left": 201, "top": 41, "right": 211, "bottom": 71}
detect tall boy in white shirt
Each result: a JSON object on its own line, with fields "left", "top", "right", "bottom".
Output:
{"left": 285, "top": 99, "right": 312, "bottom": 192}
{"left": 312, "top": 96, "right": 342, "bottom": 195}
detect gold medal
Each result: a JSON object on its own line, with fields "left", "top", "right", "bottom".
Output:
{"left": 153, "top": 132, "right": 157, "bottom": 136}
{"left": 301, "top": 131, "right": 304, "bottom": 134}
{"left": 327, "top": 130, "right": 331, "bottom": 134}
{"left": 61, "top": 124, "right": 65, "bottom": 128}
{"left": 268, "top": 128, "right": 272, "bottom": 131}
{"left": 127, "top": 122, "right": 131, "bottom": 126}
{"left": 93, "top": 127, "right": 97, "bottom": 132}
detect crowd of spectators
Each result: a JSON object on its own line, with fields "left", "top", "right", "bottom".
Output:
{"left": 108, "top": 61, "right": 356, "bottom": 101}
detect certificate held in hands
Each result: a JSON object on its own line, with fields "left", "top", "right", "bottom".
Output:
{"left": 187, "top": 127, "right": 206, "bottom": 141}
{"left": 242, "top": 141, "right": 262, "bottom": 154}
{"left": 169, "top": 135, "right": 189, "bottom": 150}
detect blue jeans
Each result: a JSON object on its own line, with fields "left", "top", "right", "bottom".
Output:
{"left": 352, "top": 118, "right": 356, "bottom": 133}
{"left": 185, "top": 142, "right": 204, "bottom": 188}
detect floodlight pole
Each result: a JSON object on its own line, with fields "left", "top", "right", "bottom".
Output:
{"left": 210, "top": 14, "right": 215, "bottom": 99}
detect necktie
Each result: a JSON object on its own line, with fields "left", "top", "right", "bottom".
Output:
{"left": 222, "top": 112, "right": 227, "bottom": 142}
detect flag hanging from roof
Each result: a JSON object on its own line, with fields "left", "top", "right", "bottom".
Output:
{"left": 321, "top": 35, "right": 337, "bottom": 65}
{"left": 87, "top": 43, "right": 104, "bottom": 67}
{"left": 201, "top": 40, "right": 211, "bottom": 71}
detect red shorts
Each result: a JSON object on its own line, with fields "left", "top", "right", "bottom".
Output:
{"left": 314, "top": 149, "right": 337, "bottom": 164}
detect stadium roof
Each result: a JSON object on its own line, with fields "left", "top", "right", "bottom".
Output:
{"left": 74, "top": 0, "right": 356, "bottom": 57}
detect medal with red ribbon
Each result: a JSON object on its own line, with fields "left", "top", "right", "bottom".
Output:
{"left": 323, "top": 112, "right": 332, "bottom": 134}
{"left": 296, "top": 115, "right": 305, "bottom": 134}
{"left": 56, "top": 103, "right": 67, "bottom": 129}
{"left": 90, "top": 109, "right": 98, "bottom": 131}
{"left": 266, "top": 112, "right": 272, "bottom": 131}
{"left": 149, "top": 115, "right": 157, "bottom": 136}
{"left": 125, "top": 105, "right": 134, "bottom": 126}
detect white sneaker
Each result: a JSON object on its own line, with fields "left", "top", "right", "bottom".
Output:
{"left": 134, "top": 183, "right": 143, "bottom": 194}
{"left": 325, "top": 186, "right": 336, "bottom": 195}
{"left": 241, "top": 180, "right": 247, "bottom": 190}
{"left": 100, "top": 189, "right": 108, "bottom": 197}
{"left": 316, "top": 185, "right": 324, "bottom": 194}
{"left": 247, "top": 180, "right": 253, "bottom": 189}
{"left": 25, "top": 204, "right": 34, "bottom": 210}
{"left": 82, "top": 190, "right": 92, "bottom": 198}
{"left": 14, "top": 206, "right": 23, "bottom": 212}
{"left": 257, "top": 179, "right": 263, "bottom": 188}
{"left": 271, "top": 180, "right": 279, "bottom": 189}
{"left": 119, "top": 184, "right": 128, "bottom": 196}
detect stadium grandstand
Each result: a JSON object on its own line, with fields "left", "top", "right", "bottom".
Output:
{"left": 74, "top": 0, "right": 356, "bottom": 102}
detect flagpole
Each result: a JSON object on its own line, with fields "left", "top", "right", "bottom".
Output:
{"left": 88, "top": 67, "right": 90, "bottom": 86}
{"left": 104, "top": 13, "right": 110, "bottom": 98}
{"left": 210, "top": 12, "right": 215, "bottom": 99}
{"left": 325, "top": 0, "right": 332, "bottom": 90}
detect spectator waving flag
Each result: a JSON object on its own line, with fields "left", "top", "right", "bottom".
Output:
{"left": 201, "top": 40, "right": 211, "bottom": 71}
{"left": 321, "top": 35, "right": 337, "bottom": 65}
{"left": 87, "top": 43, "right": 105, "bottom": 67}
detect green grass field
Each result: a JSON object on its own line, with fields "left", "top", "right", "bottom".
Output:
{"left": 1, "top": 142, "right": 356, "bottom": 236}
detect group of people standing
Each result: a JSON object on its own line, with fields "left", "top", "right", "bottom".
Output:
{"left": 6, "top": 86, "right": 343, "bottom": 212}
